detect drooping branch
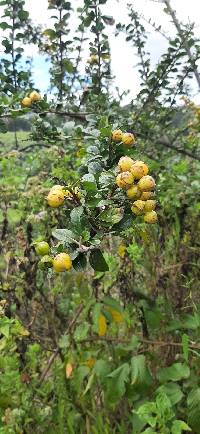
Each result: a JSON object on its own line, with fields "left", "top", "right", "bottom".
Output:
{"left": 163, "top": 0, "right": 200, "bottom": 91}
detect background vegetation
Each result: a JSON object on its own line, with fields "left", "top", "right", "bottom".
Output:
{"left": 0, "top": 0, "right": 200, "bottom": 433}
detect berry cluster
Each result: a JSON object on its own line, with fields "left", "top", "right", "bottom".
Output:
{"left": 116, "top": 156, "right": 158, "bottom": 224}
{"left": 21, "top": 91, "right": 41, "bottom": 107}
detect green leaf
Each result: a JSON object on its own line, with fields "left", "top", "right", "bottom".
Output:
{"left": 74, "top": 323, "right": 90, "bottom": 341}
{"left": 98, "top": 172, "right": 115, "bottom": 188}
{"left": 7, "top": 209, "right": 22, "bottom": 224}
{"left": 171, "top": 420, "right": 191, "bottom": 434}
{"left": 157, "top": 363, "right": 190, "bottom": 383}
{"left": 63, "top": 59, "right": 74, "bottom": 73}
{"left": 102, "top": 296, "right": 123, "bottom": 313}
{"left": 131, "top": 355, "right": 152, "bottom": 391}
{"left": 92, "top": 303, "right": 102, "bottom": 334}
{"left": 58, "top": 334, "right": 70, "bottom": 349}
{"left": 141, "top": 429, "right": 157, "bottom": 434}
{"left": 0, "top": 318, "right": 10, "bottom": 338}
{"left": 89, "top": 249, "right": 109, "bottom": 272}
{"left": 72, "top": 253, "right": 87, "bottom": 271}
{"left": 156, "top": 392, "right": 173, "bottom": 420}
{"left": 82, "top": 173, "right": 97, "bottom": 192}
{"left": 83, "top": 373, "right": 95, "bottom": 395}
{"left": 107, "top": 363, "right": 130, "bottom": 400}
{"left": 99, "top": 208, "right": 124, "bottom": 226}
{"left": 52, "top": 229, "right": 76, "bottom": 243}
{"left": 136, "top": 402, "right": 157, "bottom": 428}
{"left": 182, "top": 333, "right": 189, "bottom": 362}
{"left": 187, "top": 388, "right": 200, "bottom": 432}
{"left": 88, "top": 161, "right": 103, "bottom": 174}
{"left": 70, "top": 206, "right": 85, "bottom": 234}
{"left": 73, "top": 366, "right": 90, "bottom": 393}
{"left": 113, "top": 213, "right": 133, "bottom": 231}
{"left": 94, "top": 359, "right": 111, "bottom": 382}
{"left": 18, "top": 10, "right": 29, "bottom": 20}
{"left": 156, "top": 383, "right": 183, "bottom": 406}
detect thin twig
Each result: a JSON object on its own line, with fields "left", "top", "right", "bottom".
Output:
{"left": 78, "top": 335, "right": 200, "bottom": 351}
{"left": 163, "top": 0, "right": 200, "bottom": 91}
{"left": 39, "top": 303, "right": 84, "bottom": 384}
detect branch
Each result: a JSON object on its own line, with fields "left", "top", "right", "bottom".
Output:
{"left": 157, "top": 137, "right": 200, "bottom": 161}
{"left": 0, "top": 110, "right": 91, "bottom": 121}
{"left": 39, "top": 303, "right": 84, "bottom": 384}
{"left": 19, "top": 143, "right": 51, "bottom": 152}
{"left": 78, "top": 335, "right": 200, "bottom": 351}
{"left": 137, "top": 131, "right": 200, "bottom": 162}
{"left": 163, "top": 0, "right": 200, "bottom": 90}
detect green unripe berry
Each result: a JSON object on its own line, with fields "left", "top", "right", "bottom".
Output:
{"left": 35, "top": 241, "right": 50, "bottom": 256}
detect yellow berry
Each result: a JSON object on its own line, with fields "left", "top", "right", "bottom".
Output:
{"left": 29, "top": 91, "right": 41, "bottom": 102}
{"left": 47, "top": 190, "right": 65, "bottom": 208}
{"left": 144, "top": 211, "right": 158, "bottom": 224}
{"left": 130, "top": 161, "right": 149, "bottom": 179}
{"left": 50, "top": 185, "right": 73, "bottom": 198}
{"left": 118, "top": 156, "right": 135, "bottom": 172}
{"left": 21, "top": 97, "right": 32, "bottom": 107}
{"left": 50, "top": 185, "right": 65, "bottom": 191}
{"left": 138, "top": 176, "right": 156, "bottom": 192}
{"left": 116, "top": 171, "right": 134, "bottom": 189}
{"left": 53, "top": 253, "right": 72, "bottom": 272}
{"left": 112, "top": 129, "right": 123, "bottom": 143}
{"left": 126, "top": 185, "right": 141, "bottom": 200}
{"left": 144, "top": 200, "right": 156, "bottom": 212}
{"left": 122, "top": 132, "right": 135, "bottom": 147}
{"left": 87, "top": 54, "right": 98, "bottom": 65}
{"left": 131, "top": 200, "right": 145, "bottom": 215}
{"left": 140, "top": 191, "right": 155, "bottom": 201}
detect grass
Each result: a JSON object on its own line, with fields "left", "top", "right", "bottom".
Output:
{"left": 0, "top": 130, "right": 30, "bottom": 150}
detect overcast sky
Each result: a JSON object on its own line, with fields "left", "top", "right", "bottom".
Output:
{"left": 24, "top": 0, "right": 200, "bottom": 103}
